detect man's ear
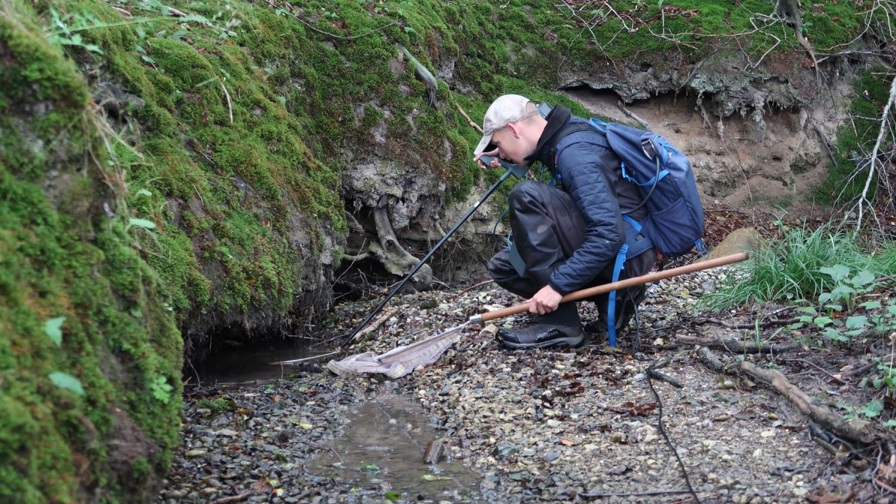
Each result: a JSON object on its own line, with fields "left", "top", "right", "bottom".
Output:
{"left": 506, "top": 122, "right": 522, "bottom": 138}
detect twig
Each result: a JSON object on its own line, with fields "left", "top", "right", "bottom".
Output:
{"left": 329, "top": 307, "right": 399, "bottom": 348}
{"left": 306, "top": 440, "right": 344, "bottom": 464}
{"left": 264, "top": 0, "right": 398, "bottom": 41}
{"left": 745, "top": 15, "right": 781, "bottom": 70}
{"left": 675, "top": 334, "right": 801, "bottom": 354}
{"left": 293, "top": 489, "right": 315, "bottom": 502}
{"left": 214, "top": 492, "right": 251, "bottom": 504}
{"left": 340, "top": 251, "right": 371, "bottom": 262}
{"left": 845, "top": 360, "right": 879, "bottom": 378}
{"left": 167, "top": 6, "right": 188, "bottom": 18}
{"left": 457, "top": 279, "right": 493, "bottom": 296}
{"left": 779, "top": 358, "right": 847, "bottom": 385}
{"left": 648, "top": 369, "right": 684, "bottom": 388}
{"left": 645, "top": 356, "right": 684, "bottom": 388}
{"left": 455, "top": 102, "right": 482, "bottom": 133}
{"left": 810, "top": 120, "right": 838, "bottom": 169}
{"left": 874, "top": 454, "right": 896, "bottom": 496}
{"left": 220, "top": 80, "right": 233, "bottom": 124}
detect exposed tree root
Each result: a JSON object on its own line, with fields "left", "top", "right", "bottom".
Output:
{"left": 371, "top": 208, "right": 432, "bottom": 288}
{"left": 697, "top": 347, "right": 879, "bottom": 446}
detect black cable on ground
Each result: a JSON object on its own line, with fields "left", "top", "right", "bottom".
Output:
{"left": 631, "top": 300, "right": 702, "bottom": 504}
{"left": 645, "top": 365, "right": 701, "bottom": 504}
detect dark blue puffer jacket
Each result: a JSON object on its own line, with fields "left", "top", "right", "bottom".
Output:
{"left": 530, "top": 109, "right": 648, "bottom": 295}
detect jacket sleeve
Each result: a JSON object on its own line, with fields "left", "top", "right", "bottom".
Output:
{"left": 547, "top": 137, "right": 625, "bottom": 294}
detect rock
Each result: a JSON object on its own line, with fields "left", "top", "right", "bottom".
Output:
{"left": 704, "top": 227, "right": 764, "bottom": 261}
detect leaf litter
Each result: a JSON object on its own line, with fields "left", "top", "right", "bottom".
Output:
{"left": 161, "top": 210, "right": 896, "bottom": 502}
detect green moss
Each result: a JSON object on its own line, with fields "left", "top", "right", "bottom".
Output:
{"left": 0, "top": 0, "right": 883, "bottom": 500}
{"left": 0, "top": 13, "right": 88, "bottom": 181}
{"left": 817, "top": 67, "right": 892, "bottom": 204}
{"left": 1, "top": 3, "right": 183, "bottom": 500}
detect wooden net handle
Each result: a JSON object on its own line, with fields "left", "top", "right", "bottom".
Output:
{"left": 472, "top": 252, "right": 749, "bottom": 324}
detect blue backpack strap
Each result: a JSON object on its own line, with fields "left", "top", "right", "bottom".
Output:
{"left": 623, "top": 214, "right": 641, "bottom": 233}
{"left": 606, "top": 244, "right": 628, "bottom": 347}
{"left": 620, "top": 160, "right": 670, "bottom": 188}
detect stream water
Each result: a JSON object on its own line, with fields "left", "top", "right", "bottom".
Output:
{"left": 191, "top": 338, "right": 332, "bottom": 385}
{"left": 308, "top": 391, "right": 482, "bottom": 501}
{"left": 193, "top": 343, "right": 483, "bottom": 501}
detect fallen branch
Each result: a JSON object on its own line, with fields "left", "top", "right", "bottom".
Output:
{"left": 167, "top": 6, "right": 188, "bottom": 17}
{"left": 692, "top": 316, "right": 800, "bottom": 330}
{"left": 698, "top": 347, "right": 877, "bottom": 445}
{"left": 850, "top": 73, "right": 896, "bottom": 231}
{"left": 617, "top": 100, "right": 649, "bottom": 129}
{"left": 676, "top": 334, "right": 801, "bottom": 354}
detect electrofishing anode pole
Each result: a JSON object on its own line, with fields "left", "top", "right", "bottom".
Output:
{"left": 340, "top": 156, "right": 527, "bottom": 349}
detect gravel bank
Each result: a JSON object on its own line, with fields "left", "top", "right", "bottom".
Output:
{"left": 159, "top": 264, "right": 891, "bottom": 503}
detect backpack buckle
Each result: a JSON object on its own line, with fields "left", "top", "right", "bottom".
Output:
{"left": 640, "top": 138, "right": 657, "bottom": 160}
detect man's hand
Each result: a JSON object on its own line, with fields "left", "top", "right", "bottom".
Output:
{"left": 527, "top": 285, "right": 563, "bottom": 315}
{"left": 473, "top": 149, "right": 500, "bottom": 169}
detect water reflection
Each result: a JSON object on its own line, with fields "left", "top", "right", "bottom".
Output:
{"left": 309, "top": 392, "right": 482, "bottom": 501}
{"left": 191, "top": 338, "right": 332, "bottom": 385}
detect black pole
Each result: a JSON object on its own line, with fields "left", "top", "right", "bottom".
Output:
{"left": 340, "top": 158, "right": 526, "bottom": 349}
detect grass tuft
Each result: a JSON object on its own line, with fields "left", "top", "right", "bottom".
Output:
{"left": 699, "top": 222, "right": 881, "bottom": 311}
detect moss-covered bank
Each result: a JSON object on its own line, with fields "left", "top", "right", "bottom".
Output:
{"left": 0, "top": 0, "right": 888, "bottom": 501}
{"left": 1, "top": 6, "right": 182, "bottom": 502}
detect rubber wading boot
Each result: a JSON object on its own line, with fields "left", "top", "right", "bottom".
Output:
{"left": 499, "top": 303, "right": 584, "bottom": 350}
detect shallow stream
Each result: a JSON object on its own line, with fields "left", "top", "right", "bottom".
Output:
{"left": 193, "top": 342, "right": 483, "bottom": 501}
{"left": 308, "top": 391, "right": 481, "bottom": 501}
{"left": 191, "top": 338, "right": 331, "bottom": 385}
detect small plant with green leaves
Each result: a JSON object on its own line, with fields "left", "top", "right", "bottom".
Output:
{"left": 817, "top": 265, "right": 878, "bottom": 311}
{"left": 784, "top": 265, "right": 889, "bottom": 343}
{"left": 44, "top": 316, "right": 85, "bottom": 396}
{"left": 872, "top": 358, "right": 895, "bottom": 397}
{"left": 44, "top": 8, "right": 106, "bottom": 54}
{"left": 839, "top": 399, "right": 885, "bottom": 421}
{"left": 864, "top": 298, "right": 896, "bottom": 335}
{"left": 150, "top": 375, "right": 174, "bottom": 403}
{"left": 791, "top": 304, "right": 855, "bottom": 343}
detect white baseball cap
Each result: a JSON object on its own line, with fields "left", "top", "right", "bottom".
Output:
{"left": 474, "top": 94, "right": 536, "bottom": 154}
